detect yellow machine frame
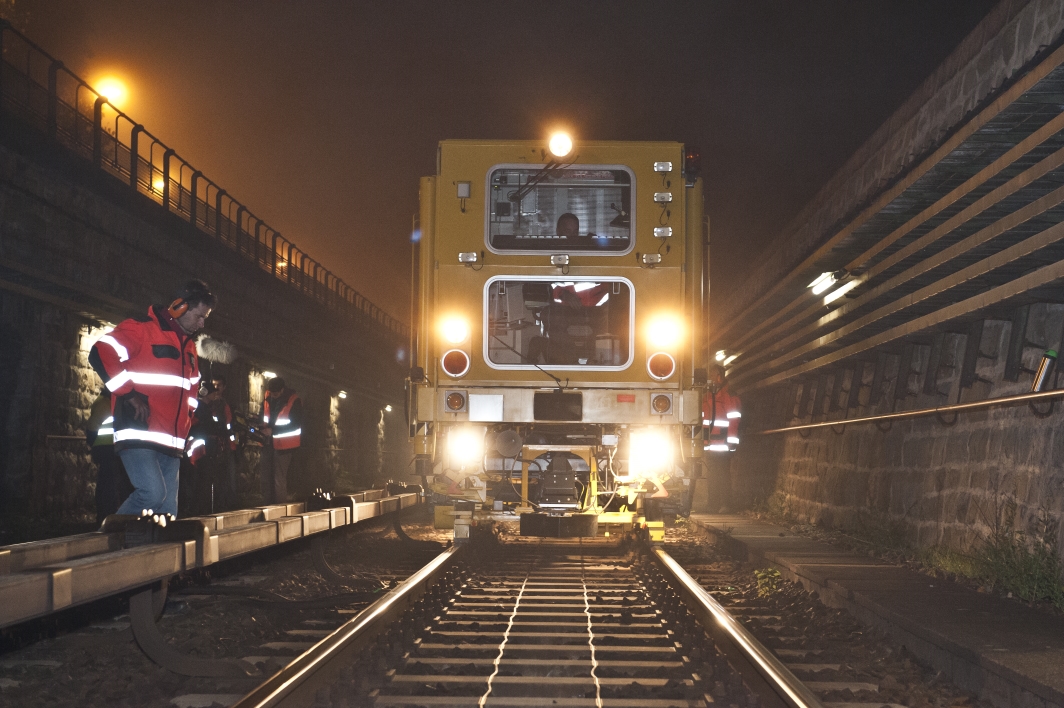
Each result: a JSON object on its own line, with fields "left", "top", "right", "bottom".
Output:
{"left": 408, "top": 138, "right": 706, "bottom": 530}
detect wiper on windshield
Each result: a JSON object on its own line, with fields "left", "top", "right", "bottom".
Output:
{"left": 489, "top": 333, "right": 569, "bottom": 392}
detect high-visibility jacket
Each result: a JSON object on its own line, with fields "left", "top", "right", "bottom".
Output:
{"left": 89, "top": 306, "right": 201, "bottom": 457}
{"left": 188, "top": 397, "right": 236, "bottom": 465}
{"left": 86, "top": 392, "right": 114, "bottom": 448}
{"left": 703, "top": 385, "right": 741, "bottom": 453}
{"left": 264, "top": 390, "right": 302, "bottom": 451}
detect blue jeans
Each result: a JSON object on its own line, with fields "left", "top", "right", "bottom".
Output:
{"left": 116, "top": 448, "right": 181, "bottom": 517}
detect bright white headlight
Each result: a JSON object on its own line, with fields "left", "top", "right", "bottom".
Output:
{"left": 440, "top": 316, "right": 470, "bottom": 345}
{"left": 647, "top": 315, "right": 683, "bottom": 349}
{"left": 447, "top": 427, "right": 485, "bottom": 468}
{"left": 628, "top": 429, "right": 674, "bottom": 477}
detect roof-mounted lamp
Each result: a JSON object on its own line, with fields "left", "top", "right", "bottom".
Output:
{"left": 548, "top": 131, "right": 573, "bottom": 158}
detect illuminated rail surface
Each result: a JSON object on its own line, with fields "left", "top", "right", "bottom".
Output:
{"left": 234, "top": 538, "right": 823, "bottom": 708}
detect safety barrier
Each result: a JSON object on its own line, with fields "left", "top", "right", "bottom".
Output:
{"left": 0, "top": 488, "right": 421, "bottom": 629}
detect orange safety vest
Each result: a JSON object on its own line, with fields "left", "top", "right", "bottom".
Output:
{"left": 264, "top": 392, "right": 301, "bottom": 451}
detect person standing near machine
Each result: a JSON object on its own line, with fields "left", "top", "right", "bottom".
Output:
{"left": 89, "top": 280, "right": 215, "bottom": 521}
{"left": 702, "top": 365, "right": 741, "bottom": 512}
{"left": 210, "top": 374, "right": 239, "bottom": 509}
{"left": 259, "top": 377, "right": 302, "bottom": 504}
{"left": 86, "top": 388, "right": 133, "bottom": 523}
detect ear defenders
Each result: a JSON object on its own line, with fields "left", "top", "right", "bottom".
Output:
{"left": 168, "top": 298, "right": 189, "bottom": 319}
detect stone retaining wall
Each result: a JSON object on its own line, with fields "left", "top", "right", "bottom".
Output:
{"left": 0, "top": 122, "right": 410, "bottom": 519}
{"left": 732, "top": 304, "right": 1064, "bottom": 555}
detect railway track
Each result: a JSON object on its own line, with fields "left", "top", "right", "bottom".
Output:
{"left": 1, "top": 516, "right": 990, "bottom": 707}
{"left": 235, "top": 533, "right": 822, "bottom": 708}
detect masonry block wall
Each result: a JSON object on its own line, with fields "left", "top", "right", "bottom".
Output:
{"left": 0, "top": 124, "right": 410, "bottom": 520}
{"left": 732, "top": 304, "right": 1064, "bottom": 555}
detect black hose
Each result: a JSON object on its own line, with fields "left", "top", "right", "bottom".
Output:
{"left": 175, "top": 584, "right": 382, "bottom": 608}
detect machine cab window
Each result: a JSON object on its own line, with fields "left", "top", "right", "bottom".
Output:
{"left": 486, "top": 165, "right": 634, "bottom": 253}
{"left": 485, "top": 277, "right": 632, "bottom": 369}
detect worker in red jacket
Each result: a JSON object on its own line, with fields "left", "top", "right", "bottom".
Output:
{"left": 89, "top": 280, "right": 216, "bottom": 520}
{"left": 702, "top": 365, "right": 741, "bottom": 512}
{"left": 259, "top": 376, "right": 302, "bottom": 504}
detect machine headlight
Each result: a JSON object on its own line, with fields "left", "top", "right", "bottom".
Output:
{"left": 628, "top": 429, "right": 674, "bottom": 477}
{"left": 440, "top": 316, "right": 470, "bottom": 345}
{"left": 548, "top": 131, "right": 573, "bottom": 158}
{"left": 447, "top": 426, "right": 485, "bottom": 468}
{"left": 647, "top": 314, "right": 683, "bottom": 349}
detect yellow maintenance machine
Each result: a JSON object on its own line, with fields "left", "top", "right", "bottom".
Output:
{"left": 407, "top": 134, "right": 707, "bottom": 538}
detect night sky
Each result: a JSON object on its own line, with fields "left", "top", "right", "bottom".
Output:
{"left": 16, "top": 0, "right": 998, "bottom": 323}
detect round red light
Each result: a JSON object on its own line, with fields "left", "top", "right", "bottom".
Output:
{"left": 652, "top": 393, "right": 672, "bottom": 413}
{"left": 441, "top": 349, "right": 470, "bottom": 378}
{"left": 446, "top": 391, "right": 466, "bottom": 411}
{"left": 647, "top": 352, "right": 675, "bottom": 380}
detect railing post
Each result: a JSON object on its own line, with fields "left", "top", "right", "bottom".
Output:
{"left": 254, "top": 222, "right": 263, "bottom": 263}
{"left": 235, "top": 205, "right": 246, "bottom": 251}
{"left": 92, "top": 96, "right": 106, "bottom": 168}
{"left": 129, "top": 125, "right": 144, "bottom": 190}
{"left": 286, "top": 243, "right": 296, "bottom": 284}
{"left": 215, "top": 189, "right": 227, "bottom": 239}
{"left": 190, "top": 170, "right": 203, "bottom": 227}
{"left": 271, "top": 231, "right": 282, "bottom": 274}
{"left": 162, "top": 148, "right": 175, "bottom": 211}
{"left": 47, "top": 60, "right": 63, "bottom": 140}
{"left": 257, "top": 222, "right": 267, "bottom": 267}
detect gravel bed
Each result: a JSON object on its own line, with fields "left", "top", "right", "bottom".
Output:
{"left": 665, "top": 522, "right": 993, "bottom": 708}
{"left": 0, "top": 509, "right": 448, "bottom": 708}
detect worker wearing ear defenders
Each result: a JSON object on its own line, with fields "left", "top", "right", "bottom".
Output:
{"left": 89, "top": 279, "right": 216, "bottom": 521}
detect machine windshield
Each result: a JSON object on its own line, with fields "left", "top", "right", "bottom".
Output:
{"left": 487, "top": 166, "right": 633, "bottom": 253}
{"left": 486, "top": 278, "right": 632, "bottom": 368}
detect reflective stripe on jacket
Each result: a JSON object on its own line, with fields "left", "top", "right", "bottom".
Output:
{"left": 86, "top": 393, "right": 114, "bottom": 447}
{"left": 89, "top": 306, "right": 200, "bottom": 457}
{"left": 264, "top": 391, "right": 302, "bottom": 451}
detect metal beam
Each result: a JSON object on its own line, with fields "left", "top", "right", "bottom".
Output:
{"left": 746, "top": 255, "right": 1064, "bottom": 391}
{"left": 712, "top": 41, "right": 1064, "bottom": 347}
{"left": 733, "top": 217, "right": 1064, "bottom": 389}
{"left": 731, "top": 179, "right": 1064, "bottom": 385}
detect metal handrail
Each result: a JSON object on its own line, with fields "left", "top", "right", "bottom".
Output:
{"left": 757, "top": 387, "right": 1064, "bottom": 435}
{"left": 0, "top": 21, "right": 407, "bottom": 340}
{"left": 653, "top": 548, "right": 825, "bottom": 708}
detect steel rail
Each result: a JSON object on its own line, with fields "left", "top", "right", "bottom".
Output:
{"left": 232, "top": 545, "right": 460, "bottom": 708}
{"left": 756, "top": 387, "right": 1064, "bottom": 435}
{"left": 652, "top": 547, "right": 825, "bottom": 708}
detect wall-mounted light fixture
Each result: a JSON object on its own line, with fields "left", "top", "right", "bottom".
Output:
{"left": 824, "top": 279, "right": 859, "bottom": 304}
{"left": 262, "top": 371, "right": 277, "bottom": 379}
{"left": 338, "top": 391, "right": 347, "bottom": 399}
{"left": 808, "top": 270, "right": 849, "bottom": 296}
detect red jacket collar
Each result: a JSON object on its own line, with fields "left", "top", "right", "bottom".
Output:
{"left": 149, "top": 305, "right": 189, "bottom": 346}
